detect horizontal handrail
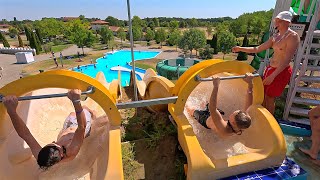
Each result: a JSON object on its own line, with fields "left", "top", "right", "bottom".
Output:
{"left": 0, "top": 86, "right": 95, "bottom": 102}
{"left": 116, "top": 96, "right": 178, "bottom": 109}
{"left": 195, "top": 73, "right": 260, "bottom": 82}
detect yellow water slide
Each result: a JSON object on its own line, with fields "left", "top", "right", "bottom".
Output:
{"left": 168, "top": 60, "right": 286, "bottom": 179}
{"left": 132, "top": 68, "right": 174, "bottom": 112}
{"left": 0, "top": 70, "right": 123, "bottom": 180}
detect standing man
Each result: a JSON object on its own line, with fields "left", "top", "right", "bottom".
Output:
{"left": 232, "top": 11, "right": 300, "bottom": 114}
{"left": 52, "top": 51, "right": 59, "bottom": 68}
{"left": 60, "top": 52, "right": 64, "bottom": 67}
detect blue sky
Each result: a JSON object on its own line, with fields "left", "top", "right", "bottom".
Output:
{"left": 0, "top": 0, "right": 276, "bottom": 21}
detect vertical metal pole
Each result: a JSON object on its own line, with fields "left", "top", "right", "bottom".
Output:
{"left": 126, "top": 0, "right": 138, "bottom": 101}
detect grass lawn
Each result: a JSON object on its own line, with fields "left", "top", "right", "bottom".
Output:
{"left": 51, "top": 44, "right": 72, "bottom": 53}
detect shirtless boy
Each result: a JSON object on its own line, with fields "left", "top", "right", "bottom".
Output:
{"left": 232, "top": 11, "right": 300, "bottom": 114}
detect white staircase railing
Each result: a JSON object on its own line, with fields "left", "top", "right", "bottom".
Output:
{"left": 283, "top": 0, "right": 320, "bottom": 124}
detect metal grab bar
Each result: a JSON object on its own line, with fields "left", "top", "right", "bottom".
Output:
{"left": 195, "top": 73, "right": 260, "bottom": 82}
{"left": 116, "top": 96, "right": 178, "bottom": 109}
{"left": 0, "top": 86, "right": 95, "bottom": 102}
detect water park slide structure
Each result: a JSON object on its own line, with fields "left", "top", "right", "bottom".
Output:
{"left": 135, "top": 60, "right": 286, "bottom": 179}
{"left": 0, "top": 70, "right": 123, "bottom": 180}
{"left": 131, "top": 68, "right": 175, "bottom": 112}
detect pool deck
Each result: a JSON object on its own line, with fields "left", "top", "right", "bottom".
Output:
{"left": 111, "top": 66, "right": 145, "bottom": 79}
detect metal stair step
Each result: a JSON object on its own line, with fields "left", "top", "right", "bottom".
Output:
{"left": 311, "top": 43, "right": 320, "bottom": 49}
{"left": 307, "top": 65, "right": 320, "bottom": 71}
{"left": 293, "top": 97, "right": 320, "bottom": 106}
{"left": 288, "top": 117, "right": 310, "bottom": 125}
{"left": 289, "top": 107, "right": 310, "bottom": 117}
{"left": 296, "top": 86, "right": 320, "bottom": 94}
{"left": 300, "top": 76, "right": 320, "bottom": 83}
{"left": 304, "top": 54, "right": 320, "bottom": 60}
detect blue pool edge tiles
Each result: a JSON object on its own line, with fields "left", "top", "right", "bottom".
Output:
{"left": 219, "top": 157, "right": 307, "bottom": 180}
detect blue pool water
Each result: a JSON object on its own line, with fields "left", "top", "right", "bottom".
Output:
{"left": 73, "top": 50, "right": 161, "bottom": 86}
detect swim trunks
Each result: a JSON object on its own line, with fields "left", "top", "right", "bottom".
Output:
{"left": 263, "top": 65, "right": 292, "bottom": 97}
{"left": 63, "top": 109, "right": 92, "bottom": 137}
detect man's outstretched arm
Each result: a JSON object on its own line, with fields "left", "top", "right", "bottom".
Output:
{"left": 66, "top": 89, "right": 86, "bottom": 159}
{"left": 3, "top": 96, "right": 41, "bottom": 159}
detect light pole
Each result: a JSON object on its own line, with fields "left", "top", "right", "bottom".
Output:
{"left": 126, "top": 0, "right": 138, "bottom": 101}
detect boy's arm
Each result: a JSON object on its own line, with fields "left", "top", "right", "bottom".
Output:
{"left": 208, "top": 77, "right": 228, "bottom": 134}
{"left": 243, "top": 73, "right": 254, "bottom": 111}
{"left": 3, "top": 96, "right": 42, "bottom": 159}
{"left": 232, "top": 38, "right": 273, "bottom": 54}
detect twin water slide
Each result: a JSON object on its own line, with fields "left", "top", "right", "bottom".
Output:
{"left": 0, "top": 60, "right": 286, "bottom": 179}
{"left": 0, "top": 70, "right": 122, "bottom": 179}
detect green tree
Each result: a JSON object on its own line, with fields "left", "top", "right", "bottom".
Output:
{"left": 153, "top": 18, "right": 160, "bottom": 27}
{"left": 167, "top": 30, "right": 181, "bottom": 51}
{"left": 155, "top": 28, "right": 167, "bottom": 48}
{"left": 199, "top": 45, "right": 214, "bottom": 59}
{"left": 218, "top": 31, "right": 236, "bottom": 59}
{"left": 179, "top": 29, "right": 206, "bottom": 56}
{"left": 35, "top": 28, "right": 43, "bottom": 44}
{"left": 17, "top": 34, "right": 24, "bottom": 47}
{"left": 169, "top": 20, "right": 179, "bottom": 32}
{"left": 145, "top": 27, "right": 155, "bottom": 42}
{"left": 179, "top": 21, "right": 187, "bottom": 28}
{"left": 105, "top": 16, "right": 125, "bottom": 27}
{"left": 79, "top": 15, "right": 85, "bottom": 21}
{"left": 29, "top": 32, "right": 41, "bottom": 54}
{"left": 0, "top": 33, "right": 10, "bottom": 47}
{"left": 66, "top": 20, "right": 91, "bottom": 55}
{"left": 237, "top": 34, "right": 249, "bottom": 60}
{"left": 117, "top": 28, "right": 126, "bottom": 46}
{"left": 132, "top": 16, "right": 146, "bottom": 27}
{"left": 206, "top": 25, "right": 212, "bottom": 37}
{"left": 189, "top": 18, "right": 198, "bottom": 27}
{"left": 212, "top": 34, "right": 218, "bottom": 54}
{"left": 34, "top": 18, "right": 65, "bottom": 40}
{"left": 130, "top": 26, "right": 143, "bottom": 41}
{"left": 99, "top": 26, "right": 114, "bottom": 45}
{"left": 85, "top": 31, "right": 96, "bottom": 48}
{"left": 9, "top": 27, "right": 19, "bottom": 38}
{"left": 24, "top": 25, "right": 31, "bottom": 41}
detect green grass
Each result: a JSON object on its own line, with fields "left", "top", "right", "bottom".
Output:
{"left": 134, "top": 63, "right": 156, "bottom": 71}
{"left": 122, "top": 142, "right": 142, "bottom": 180}
{"left": 51, "top": 44, "right": 72, "bottom": 53}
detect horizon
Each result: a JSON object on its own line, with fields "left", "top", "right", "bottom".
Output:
{"left": 1, "top": 0, "right": 276, "bottom": 21}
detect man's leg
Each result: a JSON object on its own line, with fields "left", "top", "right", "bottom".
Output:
{"left": 300, "top": 121, "right": 320, "bottom": 159}
{"left": 264, "top": 95, "right": 275, "bottom": 114}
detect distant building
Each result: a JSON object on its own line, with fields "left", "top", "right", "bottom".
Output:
{"left": 109, "top": 26, "right": 120, "bottom": 35}
{"left": 61, "top": 17, "right": 79, "bottom": 22}
{"left": 90, "top": 20, "right": 109, "bottom": 31}
{"left": 0, "top": 24, "right": 11, "bottom": 33}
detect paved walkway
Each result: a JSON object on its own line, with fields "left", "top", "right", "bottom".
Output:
{"left": 0, "top": 45, "right": 91, "bottom": 87}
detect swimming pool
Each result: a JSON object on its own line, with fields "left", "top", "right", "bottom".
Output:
{"left": 73, "top": 50, "right": 161, "bottom": 86}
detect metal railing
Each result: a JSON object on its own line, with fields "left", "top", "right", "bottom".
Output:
{"left": 0, "top": 86, "right": 95, "bottom": 102}
{"left": 116, "top": 96, "right": 178, "bottom": 109}
{"left": 195, "top": 73, "right": 260, "bottom": 82}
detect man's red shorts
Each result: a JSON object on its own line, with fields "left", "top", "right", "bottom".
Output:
{"left": 263, "top": 65, "right": 292, "bottom": 97}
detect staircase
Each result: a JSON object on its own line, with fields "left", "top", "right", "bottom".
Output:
{"left": 283, "top": 0, "right": 320, "bottom": 125}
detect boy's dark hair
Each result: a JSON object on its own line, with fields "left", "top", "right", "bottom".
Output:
{"left": 37, "top": 145, "right": 62, "bottom": 170}
{"left": 234, "top": 111, "right": 252, "bottom": 129}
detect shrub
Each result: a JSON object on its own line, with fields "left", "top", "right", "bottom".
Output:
{"left": 0, "top": 33, "right": 10, "bottom": 47}
{"left": 199, "top": 45, "right": 214, "bottom": 60}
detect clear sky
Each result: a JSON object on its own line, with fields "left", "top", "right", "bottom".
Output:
{"left": 0, "top": 0, "right": 276, "bottom": 21}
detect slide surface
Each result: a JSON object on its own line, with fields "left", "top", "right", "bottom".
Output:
{"left": 168, "top": 60, "right": 287, "bottom": 179}
{"left": 132, "top": 68, "right": 175, "bottom": 112}
{"left": 0, "top": 70, "right": 123, "bottom": 180}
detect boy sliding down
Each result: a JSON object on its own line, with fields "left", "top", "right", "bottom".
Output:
{"left": 192, "top": 73, "right": 255, "bottom": 137}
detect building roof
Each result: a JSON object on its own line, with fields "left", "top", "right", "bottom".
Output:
{"left": 109, "top": 26, "right": 120, "bottom": 32}
{"left": 0, "top": 24, "right": 11, "bottom": 28}
{"left": 91, "top": 20, "right": 109, "bottom": 25}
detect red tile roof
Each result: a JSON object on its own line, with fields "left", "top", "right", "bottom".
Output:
{"left": 61, "top": 17, "right": 79, "bottom": 22}
{"left": 109, "top": 26, "right": 120, "bottom": 32}
{"left": 91, "top": 20, "right": 109, "bottom": 25}
{"left": 0, "top": 24, "right": 11, "bottom": 28}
